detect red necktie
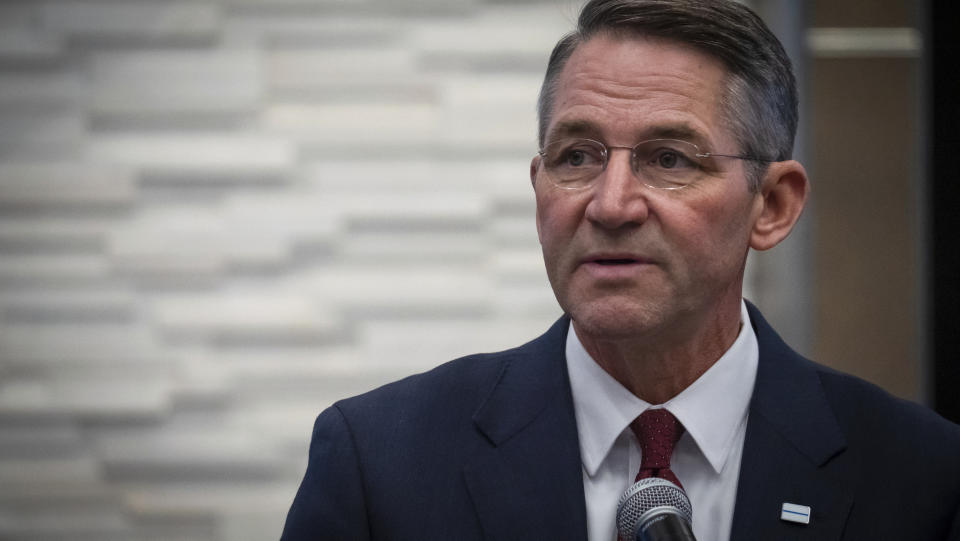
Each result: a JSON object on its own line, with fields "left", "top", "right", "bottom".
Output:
{"left": 630, "top": 408, "right": 685, "bottom": 490}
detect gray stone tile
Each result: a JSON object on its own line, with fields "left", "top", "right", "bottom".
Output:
{"left": 42, "top": 1, "right": 220, "bottom": 43}
{"left": 0, "top": 163, "right": 136, "bottom": 208}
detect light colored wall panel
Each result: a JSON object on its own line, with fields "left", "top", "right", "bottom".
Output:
{"left": 42, "top": 1, "right": 221, "bottom": 42}
{"left": 0, "top": 29, "right": 62, "bottom": 62}
{"left": 0, "top": 255, "right": 112, "bottom": 286}
{"left": 92, "top": 51, "right": 261, "bottom": 115}
{"left": 0, "top": 110, "right": 83, "bottom": 158}
{"left": 0, "top": 163, "right": 135, "bottom": 207}
{"left": 0, "top": 71, "right": 87, "bottom": 105}
{"left": 0, "top": 219, "right": 111, "bottom": 254}
{"left": 87, "top": 134, "right": 295, "bottom": 175}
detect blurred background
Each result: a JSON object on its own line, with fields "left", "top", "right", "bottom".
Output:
{"left": 0, "top": 0, "right": 955, "bottom": 539}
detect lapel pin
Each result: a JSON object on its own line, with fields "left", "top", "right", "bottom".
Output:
{"left": 781, "top": 503, "right": 811, "bottom": 525}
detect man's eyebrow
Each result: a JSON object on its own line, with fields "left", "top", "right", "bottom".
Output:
{"left": 642, "top": 124, "right": 702, "bottom": 142}
{"left": 545, "top": 120, "right": 600, "bottom": 142}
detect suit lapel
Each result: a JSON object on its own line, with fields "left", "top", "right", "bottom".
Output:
{"left": 463, "top": 317, "right": 588, "bottom": 540}
{"left": 730, "top": 304, "right": 853, "bottom": 540}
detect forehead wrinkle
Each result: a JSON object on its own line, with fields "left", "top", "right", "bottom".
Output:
{"left": 548, "top": 35, "right": 730, "bottom": 149}
{"left": 549, "top": 82, "right": 719, "bottom": 148}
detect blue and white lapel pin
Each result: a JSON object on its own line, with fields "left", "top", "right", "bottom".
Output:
{"left": 780, "top": 502, "right": 811, "bottom": 525}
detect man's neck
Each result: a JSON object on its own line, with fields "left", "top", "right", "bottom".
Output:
{"left": 573, "top": 301, "right": 743, "bottom": 404}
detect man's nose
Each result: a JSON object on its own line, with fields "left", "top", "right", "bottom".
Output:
{"left": 584, "top": 148, "right": 650, "bottom": 229}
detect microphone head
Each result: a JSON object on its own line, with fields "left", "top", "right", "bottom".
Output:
{"left": 616, "top": 477, "right": 693, "bottom": 540}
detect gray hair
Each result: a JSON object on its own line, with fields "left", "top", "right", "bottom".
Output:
{"left": 536, "top": 0, "right": 798, "bottom": 191}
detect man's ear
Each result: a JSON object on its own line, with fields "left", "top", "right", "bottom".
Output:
{"left": 530, "top": 155, "right": 543, "bottom": 241}
{"left": 530, "top": 155, "right": 541, "bottom": 187}
{"left": 750, "top": 160, "right": 810, "bottom": 251}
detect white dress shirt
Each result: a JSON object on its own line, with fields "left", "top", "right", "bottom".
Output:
{"left": 566, "top": 300, "right": 759, "bottom": 541}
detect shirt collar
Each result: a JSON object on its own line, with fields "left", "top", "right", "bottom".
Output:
{"left": 566, "top": 300, "right": 759, "bottom": 477}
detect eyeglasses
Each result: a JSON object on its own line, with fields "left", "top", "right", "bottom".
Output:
{"left": 536, "top": 138, "right": 774, "bottom": 190}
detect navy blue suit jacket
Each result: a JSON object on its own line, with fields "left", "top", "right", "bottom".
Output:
{"left": 281, "top": 304, "right": 960, "bottom": 540}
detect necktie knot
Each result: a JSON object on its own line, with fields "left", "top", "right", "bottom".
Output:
{"left": 630, "top": 408, "right": 685, "bottom": 487}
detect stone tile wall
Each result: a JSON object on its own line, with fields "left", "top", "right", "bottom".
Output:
{"left": 0, "top": 1, "right": 583, "bottom": 539}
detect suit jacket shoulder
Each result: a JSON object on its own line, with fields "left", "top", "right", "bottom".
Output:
{"left": 281, "top": 316, "right": 588, "bottom": 541}
{"left": 732, "top": 303, "right": 960, "bottom": 541}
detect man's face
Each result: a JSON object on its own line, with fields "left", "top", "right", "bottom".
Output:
{"left": 532, "top": 34, "right": 766, "bottom": 344}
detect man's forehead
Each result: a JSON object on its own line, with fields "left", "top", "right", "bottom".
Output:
{"left": 562, "top": 32, "right": 729, "bottom": 81}
{"left": 545, "top": 34, "right": 731, "bottom": 147}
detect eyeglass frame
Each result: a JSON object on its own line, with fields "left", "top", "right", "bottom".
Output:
{"left": 535, "top": 137, "right": 777, "bottom": 191}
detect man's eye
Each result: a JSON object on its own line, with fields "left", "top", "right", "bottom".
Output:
{"left": 650, "top": 149, "right": 695, "bottom": 169}
{"left": 566, "top": 150, "right": 587, "bottom": 166}
{"left": 555, "top": 146, "right": 600, "bottom": 167}
{"left": 658, "top": 151, "right": 679, "bottom": 168}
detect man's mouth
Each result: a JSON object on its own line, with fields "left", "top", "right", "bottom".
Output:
{"left": 580, "top": 255, "right": 649, "bottom": 278}
{"left": 585, "top": 252, "right": 649, "bottom": 265}
{"left": 593, "top": 258, "right": 640, "bottom": 265}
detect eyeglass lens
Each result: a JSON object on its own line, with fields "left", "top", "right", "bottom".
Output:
{"left": 539, "top": 138, "right": 705, "bottom": 190}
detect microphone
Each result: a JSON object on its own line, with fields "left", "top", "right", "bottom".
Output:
{"left": 616, "top": 477, "right": 696, "bottom": 541}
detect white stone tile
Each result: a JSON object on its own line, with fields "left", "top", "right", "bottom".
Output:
{"left": 0, "top": 163, "right": 136, "bottom": 207}
{"left": 223, "top": 401, "right": 337, "bottom": 444}
{"left": 0, "top": 70, "right": 90, "bottom": 106}
{"left": 0, "top": 4, "right": 39, "bottom": 29}
{"left": 219, "top": 0, "right": 380, "bottom": 6}
{"left": 440, "top": 74, "right": 544, "bottom": 108}
{"left": 86, "top": 134, "right": 295, "bottom": 174}
{"left": 0, "top": 323, "right": 162, "bottom": 365}
{"left": 0, "top": 421, "right": 83, "bottom": 454}
{"left": 0, "top": 218, "right": 113, "bottom": 250}
{"left": 440, "top": 100, "right": 537, "bottom": 146}
{"left": 0, "top": 484, "right": 119, "bottom": 504}
{"left": 0, "top": 457, "right": 100, "bottom": 485}
{"left": 0, "top": 255, "right": 111, "bottom": 285}
{"left": 105, "top": 205, "right": 309, "bottom": 274}
{"left": 266, "top": 48, "right": 419, "bottom": 88}
{"left": 299, "top": 160, "right": 532, "bottom": 215}
{"left": 297, "top": 264, "right": 493, "bottom": 310}
{"left": 220, "top": 508, "right": 293, "bottom": 541}
{"left": 263, "top": 102, "right": 441, "bottom": 145}
{"left": 264, "top": 99, "right": 535, "bottom": 148}
{"left": 207, "top": 347, "right": 363, "bottom": 380}
{"left": 329, "top": 192, "right": 489, "bottom": 224}
{"left": 408, "top": 3, "right": 576, "bottom": 55}
{"left": 0, "top": 288, "right": 136, "bottom": 324}
{"left": 0, "top": 377, "right": 172, "bottom": 419}
{"left": 122, "top": 482, "right": 298, "bottom": 516}
{"left": 108, "top": 232, "right": 227, "bottom": 279}
{"left": 0, "top": 508, "right": 129, "bottom": 539}
{"left": 42, "top": 1, "right": 220, "bottom": 40}
{"left": 490, "top": 214, "right": 540, "bottom": 248}
{"left": 0, "top": 28, "right": 62, "bottom": 60}
{"left": 0, "top": 110, "right": 83, "bottom": 151}
{"left": 492, "top": 282, "right": 560, "bottom": 319}
{"left": 490, "top": 248, "right": 549, "bottom": 280}
{"left": 150, "top": 294, "right": 341, "bottom": 338}
{"left": 222, "top": 191, "right": 342, "bottom": 242}
{"left": 358, "top": 317, "right": 558, "bottom": 370}
{"left": 94, "top": 426, "right": 283, "bottom": 469}
{"left": 224, "top": 13, "right": 399, "bottom": 47}
{"left": 91, "top": 51, "right": 260, "bottom": 114}
{"left": 341, "top": 230, "right": 489, "bottom": 262}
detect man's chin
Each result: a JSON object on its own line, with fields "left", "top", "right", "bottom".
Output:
{"left": 567, "top": 299, "right": 669, "bottom": 342}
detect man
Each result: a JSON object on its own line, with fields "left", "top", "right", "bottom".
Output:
{"left": 281, "top": 1, "right": 960, "bottom": 539}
